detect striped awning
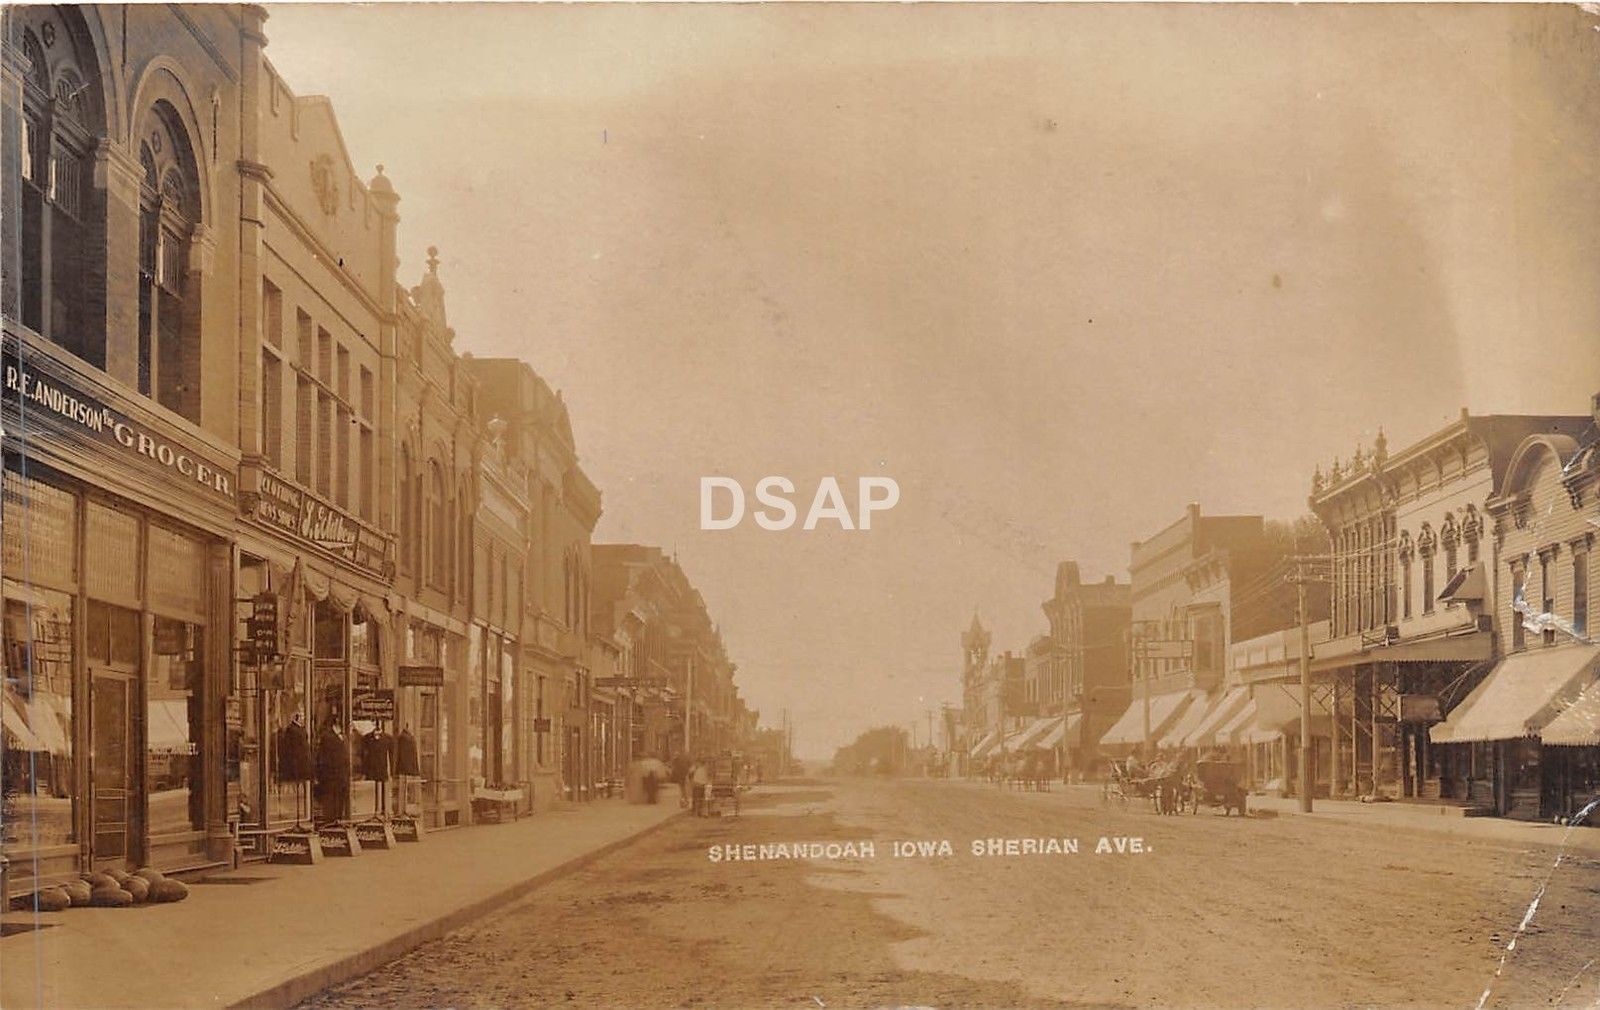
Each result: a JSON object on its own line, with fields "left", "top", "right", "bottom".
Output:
{"left": 1539, "top": 679, "right": 1600, "bottom": 747}
{"left": 1431, "top": 645, "right": 1600, "bottom": 745}
{"left": 1098, "top": 690, "right": 1204, "bottom": 748}
{"left": 1182, "top": 687, "right": 1252, "bottom": 750}
{"left": 969, "top": 729, "right": 1002, "bottom": 760}
{"left": 1037, "top": 712, "right": 1080, "bottom": 750}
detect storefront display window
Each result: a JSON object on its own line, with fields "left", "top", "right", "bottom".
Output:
{"left": 268, "top": 658, "right": 310, "bottom": 825}
{"left": 2, "top": 584, "right": 76, "bottom": 851}
{"left": 439, "top": 634, "right": 458, "bottom": 809}
{"left": 468, "top": 624, "right": 484, "bottom": 785}
{"left": 148, "top": 616, "right": 203, "bottom": 835}
{"left": 500, "top": 643, "right": 515, "bottom": 785}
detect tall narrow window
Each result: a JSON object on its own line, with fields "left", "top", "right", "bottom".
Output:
{"left": 336, "top": 344, "right": 350, "bottom": 400}
{"left": 1511, "top": 563, "right": 1527, "bottom": 652}
{"left": 1541, "top": 551, "right": 1556, "bottom": 647}
{"left": 334, "top": 404, "right": 351, "bottom": 507}
{"left": 262, "top": 350, "right": 283, "bottom": 468}
{"left": 262, "top": 279, "right": 283, "bottom": 348}
{"left": 1574, "top": 547, "right": 1590, "bottom": 639}
{"left": 14, "top": 16, "right": 107, "bottom": 361}
{"left": 429, "top": 462, "right": 448, "bottom": 588}
{"left": 399, "top": 448, "right": 414, "bottom": 575}
{"left": 1419, "top": 526, "right": 1437, "bottom": 616}
{"left": 295, "top": 376, "right": 314, "bottom": 485}
{"left": 315, "top": 391, "right": 332, "bottom": 496}
{"left": 297, "top": 309, "right": 314, "bottom": 367}
{"left": 358, "top": 427, "right": 374, "bottom": 521}
{"left": 137, "top": 102, "right": 203, "bottom": 421}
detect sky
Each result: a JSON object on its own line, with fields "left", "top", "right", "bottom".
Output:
{"left": 262, "top": 2, "right": 1600, "bottom": 759}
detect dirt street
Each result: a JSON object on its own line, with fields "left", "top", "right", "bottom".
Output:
{"left": 300, "top": 779, "right": 1600, "bottom": 1009}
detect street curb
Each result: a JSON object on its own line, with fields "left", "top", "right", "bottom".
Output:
{"left": 228, "top": 810, "right": 686, "bottom": 1010}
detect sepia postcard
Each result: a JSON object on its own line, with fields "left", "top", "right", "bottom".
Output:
{"left": 1, "top": 2, "right": 1599, "bottom": 1008}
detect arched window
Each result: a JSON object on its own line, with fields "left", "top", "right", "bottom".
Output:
{"left": 137, "top": 102, "right": 203, "bottom": 421}
{"left": 429, "top": 461, "right": 447, "bottom": 588}
{"left": 1397, "top": 530, "right": 1414, "bottom": 620}
{"left": 12, "top": 8, "right": 106, "bottom": 361}
{"left": 1440, "top": 514, "right": 1460, "bottom": 581}
{"left": 398, "top": 446, "right": 414, "bottom": 575}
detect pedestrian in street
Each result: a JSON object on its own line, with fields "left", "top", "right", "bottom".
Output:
{"left": 691, "top": 757, "right": 712, "bottom": 817}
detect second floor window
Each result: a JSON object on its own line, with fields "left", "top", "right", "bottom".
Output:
{"left": 137, "top": 103, "right": 203, "bottom": 423}
{"left": 1574, "top": 548, "right": 1590, "bottom": 639}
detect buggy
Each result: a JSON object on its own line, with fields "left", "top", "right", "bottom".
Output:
{"left": 1185, "top": 759, "right": 1248, "bottom": 816}
{"left": 705, "top": 751, "right": 744, "bottom": 817}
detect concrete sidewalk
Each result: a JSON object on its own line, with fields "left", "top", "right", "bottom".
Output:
{"left": 1242, "top": 791, "right": 1600, "bottom": 852}
{"left": 941, "top": 777, "right": 1600, "bottom": 854}
{"left": 0, "top": 800, "right": 681, "bottom": 1010}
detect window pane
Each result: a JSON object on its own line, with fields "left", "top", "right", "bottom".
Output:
{"left": 148, "top": 617, "right": 203, "bottom": 835}
{"left": 3, "top": 586, "right": 77, "bottom": 850}
{"left": 3, "top": 470, "right": 78, "bottom": 589}
{"left": 109, "top": 605, "right": 141, "bottom": 666}
{"left": 85, "top": 500, "right": 141, "bottom": 604}
{"left": 148, "top": 525, "right": 205, "bottom": 617}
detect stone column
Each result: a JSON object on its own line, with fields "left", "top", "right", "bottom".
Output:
{"left": 95, "top": 139, "right": 144, "bottom": 387}
{"left": 205, "top": 540, "right": 235, "bottom": 863}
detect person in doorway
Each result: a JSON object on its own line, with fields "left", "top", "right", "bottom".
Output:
{"left": 690, "top": 757, "right": 712, "bottom": 817}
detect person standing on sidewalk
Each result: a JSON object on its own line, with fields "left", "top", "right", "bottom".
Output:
{"left": 691, "top": 757, "right": 711, "bottom": 816}
{"left": 671, "top": 751, "right": 691, "bottom": 809}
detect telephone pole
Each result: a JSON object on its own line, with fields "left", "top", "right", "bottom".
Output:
{"left": 1289, "top": 557, "right": 1314, "bottom": 813}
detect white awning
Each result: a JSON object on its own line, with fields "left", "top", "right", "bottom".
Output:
{"left": 1097, "top": 690, "right": 1203, "bottom": 748}
{"left": 1181, "top": 687, "right": 1252, "bottom": 750}
{"left": 1037, "top": 712, "right": 1080, "bottom": 750}
{"left": 1214, "top": 699, "right": 1257, "bottom": 746}
{"left": 1005, "top": 717, "right": 1058, "bottom": 752}
{"left": 1160, "top": 690, "right": 1232, "bottom": 749}
{"left": 1430, "top": 645, "right": 1600, "bottom": 745}
{"left": 1542, "top": 680, "right": 1600, "bottom": 747}
{"left": 969, "top": 729, "right": 1001, "bottom": 759}
{"left": 1239, "top": 688, "right": 1322, "bottom": 745}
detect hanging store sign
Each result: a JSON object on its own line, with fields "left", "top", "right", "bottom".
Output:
{"left": 352, "top": 688, "right": 396, "bottom": 721}
{"left": 242, "top": 464, "right": 391, "bottom": 578}
{"left": 248, "top": 593, "right": 282, "bottom": 662}
{"left": 3, "top": 345, "right": 236, "bottom": 505}
{"left": 398, "top": 664, "right": 445, "bottom": 687}
{"left": 1398, "top": 694, "right": 1443, "bottom": 723}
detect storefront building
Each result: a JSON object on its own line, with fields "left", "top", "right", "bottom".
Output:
{"left": 1097, "top": 504, "right": 1290, "bottom": 768}
{"left": 230, "top": 48, "right": 401, "bottom": 846}
{"left": 1430, "top": 399, "right": 1600, "bottom": 819}
{"left": 390, "top": 256, "right": 478, "bottom": 828}
{"left": 466, "top": 442, "right": 528, "bottom": 817}
{"left": 1041, "top": 561, "right": 1131, "bottom": 778}
{"left": 3, "top": 4, "right": 249, "bottom": 895}
{"left": 1310, "top": 412, "right": 1590, "bottom": 804}
{"left": 467, "top": 358, "right": 602, "bottom": 808}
